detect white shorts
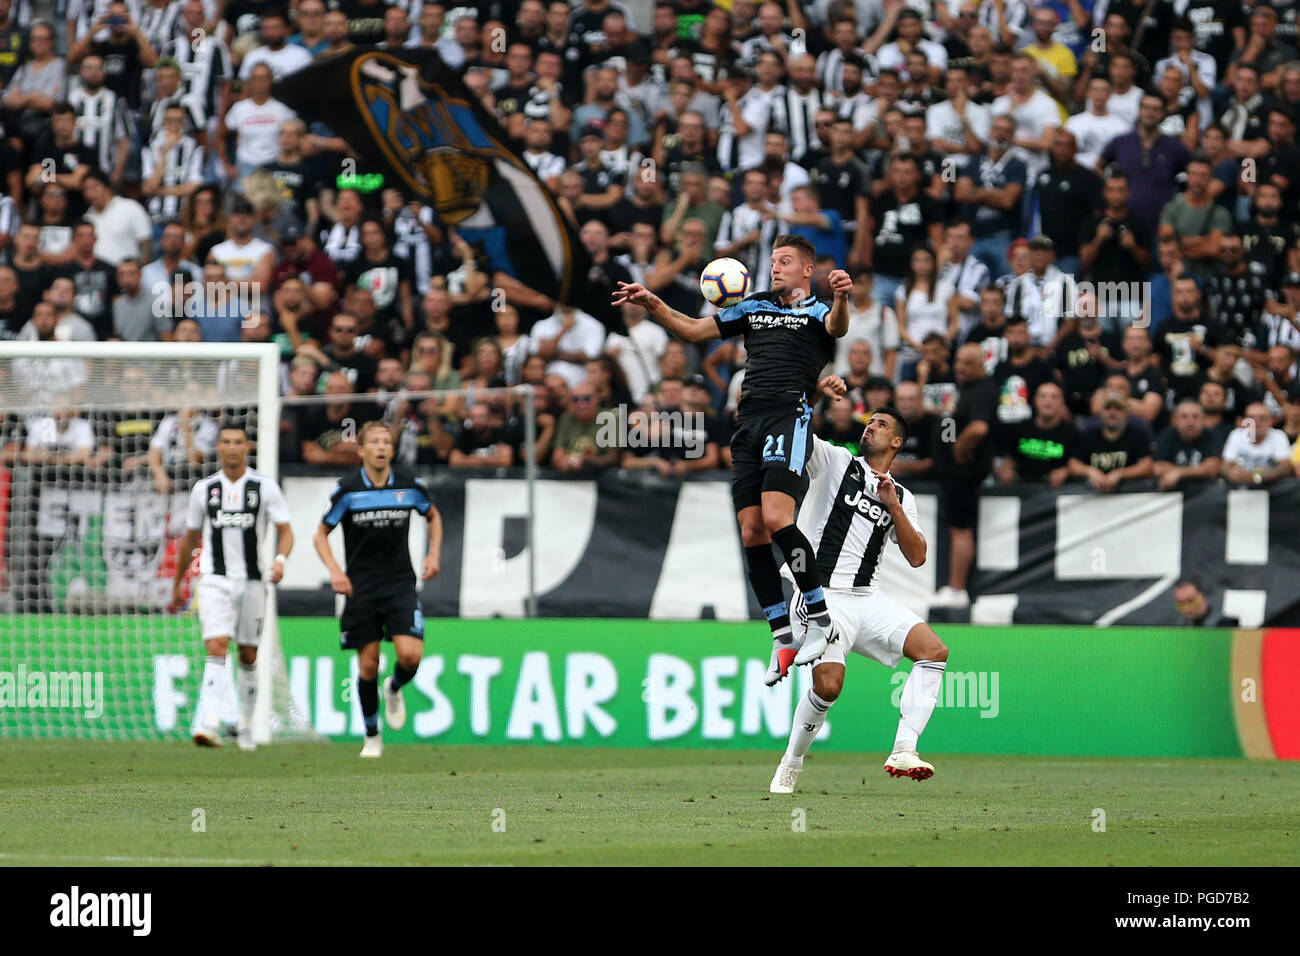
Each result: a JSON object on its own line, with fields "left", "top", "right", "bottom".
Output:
{"left": 792, "top": 587, "right": 922, "bottom": 669}
{"left": 196, "top": 576, "right": 266, "bottom": 645}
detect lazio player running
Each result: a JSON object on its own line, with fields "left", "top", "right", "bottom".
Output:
{"left": 613, "top": 235, "right": 851, "bottom": 683}
{"left": 313, "top": 423, "right": 443, "bottom": 758}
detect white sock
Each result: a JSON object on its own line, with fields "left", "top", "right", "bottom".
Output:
{"left": 893, "top": 660, "right": 946, "bottom": 752}
{"left": 784, "top": 688, "right": 833, "bottom": 765}
{"left": 219, "top": 657, "right": 239, "bottom": 728}
{"left": 198, "top": 655, "right": 227, "bottom": 732}
{"left": 236, "top": 661, "right": 257, "bottom": 730}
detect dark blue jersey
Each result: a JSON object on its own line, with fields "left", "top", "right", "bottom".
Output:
{"left": 714, "top": 291, "right": 836, "bottom": 413}
{"left": 322, "top": 467, "right": 432, "bottom": 591}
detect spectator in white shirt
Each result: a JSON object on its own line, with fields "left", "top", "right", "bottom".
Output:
{"left": 1220, "top": 402, "right": 1296, "bottom": 485}
{"left": 239, "top": 9, "right": 313, "bottom": 80}
{"left": 991, "top": 52, "right": 1060, "bottom": 181}
{"left": 24, "top": 407, "right": 100, "bottom": 466}
{"left": 927, "top": 65, "right": 991, "bottom": 156}
{"left": 219, "top": 61, "right": 297, "bottom": 181}
{"left": 82, "top": 169, "right": 153, "bottom": 265}
{"left": 530, "top": 304, "right": 607, "bottom": 388}
{"left": 1066, "top": 76, "right": 1132, "bottom": 169}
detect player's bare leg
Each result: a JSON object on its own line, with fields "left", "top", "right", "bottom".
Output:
{"left": 885, "top": 623, "right": 949, "bottom": 781}
{"left": 771, "top": 659, "right": 843, "bottom": 793}
{"left": 195, "top": 636, "right": 231, "bottom": 747}
{"left": 235, "top": 644, "right": 258, "bottom": 750}
{"left": 383, "top": 634, "right": 423, "bottom": 732}
{"left": 356, "top": 642, "right": 384, "bottom": 757}
{"left": 739, "top": 506, "right": 798, "bottom": 686}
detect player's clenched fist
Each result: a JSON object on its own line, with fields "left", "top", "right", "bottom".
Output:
{"left": 329, "top": 569, "right": 353, "bottom": 597}
{"left": 422, "top": 555, "right": 440, "bottom": 580}
{"left": 828, "top": 269, "right": 852, "bottom": 296}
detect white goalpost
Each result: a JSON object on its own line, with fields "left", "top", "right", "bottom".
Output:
{"left": 0, "top": 341, "right": 316, "bottom": 743}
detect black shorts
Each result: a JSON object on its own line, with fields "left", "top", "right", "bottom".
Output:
{"left": 941, "top": 473, "right": 987, "bottom": 530}
{"left": 730, "top": 400, "right": 814, "bottom": 512}
{"left": 340, "top": 586, "right": 425, "bottom": 650}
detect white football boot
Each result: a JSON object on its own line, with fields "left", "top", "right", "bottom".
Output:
{"left": 769, "top": 760, "right": 802, "bottom": 794}
{"left": 794, "top": 616, "right": 830, "bottom": 665}
{"left": 884, "top": 749, "right": 934, "bottom": 781}
{"left": 360, "top": 734, "right": 384, "bottom": 758}
{"left": 383, "top": 675, "right": 408, "bottom": 731}
{"left": 236, "top": 727, "right": 257, "bottom": 751}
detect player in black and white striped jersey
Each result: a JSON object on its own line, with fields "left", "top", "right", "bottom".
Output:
{"left": 172, "top": 421, "right": 293, "bottom": 751}
{"left": 769, "top": 395, "right": 950, "bottom": 794}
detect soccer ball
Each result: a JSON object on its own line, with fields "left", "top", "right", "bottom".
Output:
{"left": 699, "top": 257, "right": 751, "bottom": 308}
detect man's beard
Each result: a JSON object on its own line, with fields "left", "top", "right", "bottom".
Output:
{"left": 843, "top": 78, "right": 861, "bottom": 96}
{"left": 1009, "top": 343, "right": 1027, "bottom": 357}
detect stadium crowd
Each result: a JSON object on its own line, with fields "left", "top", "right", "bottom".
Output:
{"left": 3, "top": 0, "right": 1300, "bottom": 602}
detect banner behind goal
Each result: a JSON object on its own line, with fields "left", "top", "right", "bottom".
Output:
{"left": 0, "top": 342, "right": 317, "bottom": 743}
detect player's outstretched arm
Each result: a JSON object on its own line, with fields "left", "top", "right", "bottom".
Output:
{"left": 611, "top": 281, "right": 721, "bottom": 343}
{"left": 313, "top": 522, "right": 352, "bottom": 597}
{"left": 825, "top": 269, "right": 852, "bottom": 337}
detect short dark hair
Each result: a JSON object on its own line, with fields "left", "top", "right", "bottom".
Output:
{"left": 218, "top": 418, "right": 248, "bottom": 436}
{"left": 872, "top": 405, "right": 909, "bottom": 442}
{"left": 772, "top": 234, "right": 816, "bottom": 263}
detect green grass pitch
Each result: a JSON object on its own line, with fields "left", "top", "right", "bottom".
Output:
{"left": 1, "top": 742, "right": 1296, "bottom": 866}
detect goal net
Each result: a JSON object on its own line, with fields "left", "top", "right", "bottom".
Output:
{"left": 0, "top": 342, "right": 317, "bottom": 743}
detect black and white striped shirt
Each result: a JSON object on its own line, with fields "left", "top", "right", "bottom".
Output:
{"left": 139, "top": 0, "right": 185, "bottom": 52}
{"left": 162, "top": 31, "right": 232, "bottom": 126}
{"left": 797, "top": 436, "right": 922, "bottom": 592}
{"left": 715, "top": 202, "right": 767, "bottom": 278}
{"left": 782, "top": 87, "right": 824, "bottom": 162}
{"left": 0, "top": 195, "right": 18, "bottom": 267}
{"left": 68, "top": 0, "right": 143, "bottom": 41}
{"left": 185, "top": 468, "right": 290, "bottom": 581}
{"left": 391, "top": 205, "right": 436, "bottom": 296}
{"left": 321, "top": 221, "right": 362, "bottom": 266}
{"left": 142, "top": 132, "right": 205, "bottom": 221}
{"left": 69, "top": 86, "right": 134, "bottom": 174}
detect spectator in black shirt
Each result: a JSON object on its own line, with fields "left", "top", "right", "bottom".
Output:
{"left": 992, "top": 314, "right": 1059, "bottom": 426}
{"left": 57, "top": 221, "right": 117, "bottom": 339}
{"left": 1207, "top": 232, "right": 1272, "bottom": 352}
{"left": 1078, "top": 170, "right": 1152, "bottom": 290}
{"left": 450, "top": 400, "right": 516, "bottom": 469}
{"left": 1154, "top": 397, "right": 1224, "bottom": 489}
{"left": 994, "top": 380, "right": 1077, "bottom": 487}
{"left": 1069, "top": 389, "right": 1155, "bottom": 491}
{"left": 1198, "top": 379, "right": 1237, "bottom": 448}
{"left": 890, "top": 380, "right": 937, "bottom": 480}
{"left": 1155, "top": 275, "right": 1217, "bottom": 402}
{"left": 1034, "top": 130, "right": 1103, "bottom": 276}
{"left": 1056, "top": 310, "right": 1122, "bottom": 417}
{"left": 1200, "top": 340, "right": 1263, "bottom": 418}
{"left": 866, "top": 153, "right": 944, "bottom": 311}
{"left": 300, "top": 370, "right": 381, "bottom": 466}
{"left": 1239, "top": 181, "right": 1300, "bottom": 288}
{"left": 299, "top": 312, "right": 379, "bottom": 393}
{"left": 1112, "top": 324, "right": 1168, "bottom": 426}
{"left": 932, "top": 343, "right": 999, "bottom": 607}
{"left": 810, "top": 117, "right": 872, "bottom": 268}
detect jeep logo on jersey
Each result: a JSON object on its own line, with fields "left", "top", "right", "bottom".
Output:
{"left": 842, "top": 489, "right": 893, "bottom": 527}
{"left": 212, "top": 511, "right": 256, "bottom": 529}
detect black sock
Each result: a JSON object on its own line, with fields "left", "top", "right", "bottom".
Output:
{"left": 358, "top": 677, "right": 379, "bottom": 736}
{"left": 744, "top": 544, "right": 791, "bottom": 643}
{"left": 771, "top": 524, "right": 830, "bottom": 625}
{"left": 391, "top": 661, "right": 418, "bottom": 691}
